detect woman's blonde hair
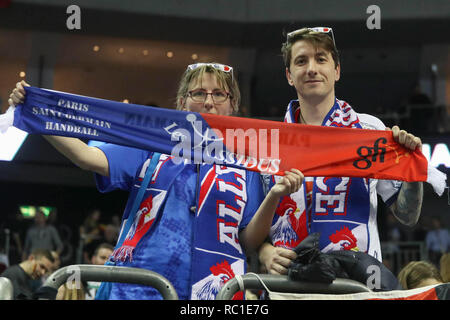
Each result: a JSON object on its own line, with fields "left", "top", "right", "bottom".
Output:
{"left": 56, "top": 281, "right": 86, "bottom": 300}
{"left": 397, "top": 261, "right": 443, "bottom": 290}
{"left": 175, "top": 63, "right": 240, "bottom": 115}
{"left": 440, "top": 253, "right": 450, "bottom": 283}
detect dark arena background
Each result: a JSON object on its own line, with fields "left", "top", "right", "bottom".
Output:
{"left": 0, "top": 0, "right": 448, "bottom": 306}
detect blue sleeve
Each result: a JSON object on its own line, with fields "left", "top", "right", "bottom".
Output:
{"left": 94, "top": 144, "right": 150, "bottom": 193}
{"left": 240, "top": 171, "right": 265, "bottom": 229}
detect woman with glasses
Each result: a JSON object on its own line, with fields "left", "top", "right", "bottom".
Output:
{"left": 9, "top": 63, "right": 303, "bottom": 300}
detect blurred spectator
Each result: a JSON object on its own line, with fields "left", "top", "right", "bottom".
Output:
{"left": 79, "top": 209, "right": 103, "bottom": 246}
{"left": 91, "top": 243, "right": 114, "bottom": 266}
{"left": 440, "top": 253, "right": 450, "bottom": 283}
{"left": 425, "top": 216, "right": 450, "bottom": 266}
{"left": 82, "top": 224, "right": 118, "bottom": 264}
{"left": 397, "top": 260, "right": 443, "bottom": 290}
{"left": 30, "top": 250, "right": 62, "bottom": 292}
{"left": 47, "top": 208, "right": 74, "bottom": 265}
{"left": 56, "top": 243, "right": 114, "bottom": 300}
{"left": 85, "top": 243, "right": 114, "bottom": 300}
{"left": 1, "top": 248, "right": 54, "bottom": 299}
{"left": 22, "top": 210, "right": 63, "bottom": 261}
{"left": 46, "top": 208, "right": 58, "bottom": 227}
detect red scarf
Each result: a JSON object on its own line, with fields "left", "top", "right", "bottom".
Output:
{"left": 202, "top": 108, "right": 446, "bottom": 196}
{"left": 3, "top": 87, "right": 446, "bottom": 195}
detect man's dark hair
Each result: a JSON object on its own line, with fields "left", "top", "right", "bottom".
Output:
{"left": 31, "top": 248, "right": 55, "bottom": 263}
{"left": 93, "top": 243, "right": 114, "bottom": 257}
{"left": 281, "top": 28, "right": 340, "bottom": 70}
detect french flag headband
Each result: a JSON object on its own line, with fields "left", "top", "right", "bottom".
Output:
{"left": 0, "top": 86, "right": 447, "bottom": 197}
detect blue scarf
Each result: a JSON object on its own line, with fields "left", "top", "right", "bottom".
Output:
{"left": 110, "top": 152, "right": 250, "bottom": 300}
{"left": 1, "top": 87, "right": 446, "bottom": 251}
{"left": 1, "top": 86, "right": 446, "bottom": 196}
{"left": 190, "top": 164, "right": 251, "bottom": 300}
{"left": 2, "top": 87, "right": 253, "bottom": 300}
{"left": 1, "top": 87, "right": 255, "bottom": 299}
{"left": 269, "top": 99, "right": 372, "bottom": 253}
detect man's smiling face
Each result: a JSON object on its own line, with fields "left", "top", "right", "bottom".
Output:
{"left": 286, "top": 40, "right": 340, "bottom": 101}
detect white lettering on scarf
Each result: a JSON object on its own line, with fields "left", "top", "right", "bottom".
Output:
{"left": 314, "top": 177, "right": 350, "bottom": 215}
{"left": 216, "top": 166, "right": 247, "bottom": 253}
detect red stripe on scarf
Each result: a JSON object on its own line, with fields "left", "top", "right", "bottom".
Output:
{"left": 197, "top": 166, "right": 217, "bottom": 214}
{"left": 202, "top": 113, "right": 428, "bottom": 183}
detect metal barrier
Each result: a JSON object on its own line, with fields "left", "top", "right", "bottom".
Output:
{"left": 0, "top": 277, "right": 13, "bottom": 300}
{"left": 216, "top": 273, "right": 371, "bottom": 300}
{"left": 43, "top": 264, "right": 179, "bottom": 300}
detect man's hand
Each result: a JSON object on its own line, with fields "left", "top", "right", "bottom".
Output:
{"left": 387, "top": 125, "right": 422, "bottom": 151}
{"left": 386, "top": 126, "right": 423, "bottom": 226}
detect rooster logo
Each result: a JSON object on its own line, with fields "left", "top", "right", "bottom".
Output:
{"left": 271, "top": 196, "right": 307, "bottom": 249}
{"left": 329, "top": 226, "right": 359, "bottom": 251}
{"left": 194, "top": 260, "right": 243, "bottom": 300}
{"left": 126, "top": 195, "right": 154, "bottom": 240}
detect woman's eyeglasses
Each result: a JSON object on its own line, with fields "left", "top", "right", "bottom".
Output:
{"left": 188, "top": 89, "right": 230, "bottom": 104}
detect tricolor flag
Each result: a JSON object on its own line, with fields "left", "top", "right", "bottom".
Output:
{"left": 0, "top": 86, "right": 447, "bottom": 196}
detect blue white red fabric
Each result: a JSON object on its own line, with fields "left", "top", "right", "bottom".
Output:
{"left": 268, "top": 99, "right": 403, "bottom": 261}
{"left": 95, "top": 144, "right": 264, "bottom": 300}
{"left": 1, "top": 86, "right": 446, "bottom": 194}
{"left": 0, "top": 87, "right": 446, "bottom": 264}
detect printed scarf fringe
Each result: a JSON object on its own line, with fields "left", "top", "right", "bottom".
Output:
{"left": 112, "top": 245, "right": 135, "bottom": 262}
